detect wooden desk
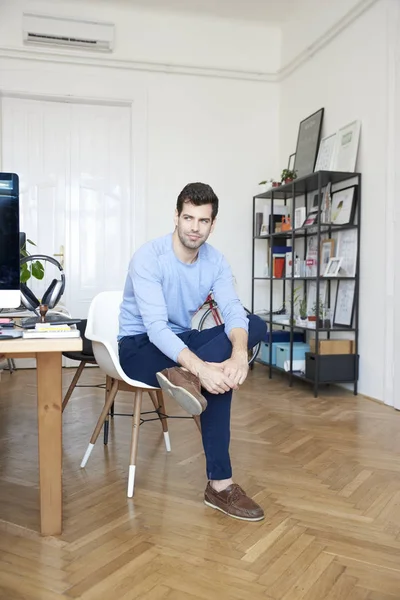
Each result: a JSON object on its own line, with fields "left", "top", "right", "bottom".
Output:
{"left": 0, "top": 336, "right": 82, "bottom": 536}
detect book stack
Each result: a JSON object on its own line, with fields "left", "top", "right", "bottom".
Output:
{"left": 22, "top": 323, "right": 80, "bottom": 339}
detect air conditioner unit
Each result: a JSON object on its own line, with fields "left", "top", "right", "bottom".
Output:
{"left": 22, "top": 13, "right": 115, "bottom": 52}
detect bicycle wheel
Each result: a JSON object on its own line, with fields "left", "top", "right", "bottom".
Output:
{"left": 198, "top": 307, "right": 261, "bottom": 366}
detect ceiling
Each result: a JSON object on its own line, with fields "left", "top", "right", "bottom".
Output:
{"left": 62, "top": 0, "right": 296, "bottom": 23}
{"left": 125, "top": 0, "right": 295, "bottom": 22}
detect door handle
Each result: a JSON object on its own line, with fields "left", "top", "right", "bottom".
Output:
{"left": 53, "top": 245, "right": 65, "bottom": 268}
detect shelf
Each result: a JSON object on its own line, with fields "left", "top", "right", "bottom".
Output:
{"left": 251, "top": 168, "right": 360, "bottom": 397}
{"left": 253, "top": 276, "right": 356, "bottom": 281}
{"left": 265, "top": 321, "right": 357, "bottom": 332}
{"left": 291, "top": 371, "right": 356, "bottom": 384}
{"left": 254, "top": 223, "right": 358, "bottom": 241}
{"left": 255, "top": 361, "right": 356, "bottom": 385}
{"left": 254, "top": 170, "right": 360, "bottom": 199}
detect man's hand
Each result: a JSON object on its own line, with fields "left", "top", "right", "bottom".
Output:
{"left": 197, "top": 362, "right": 238, "bottom": 395}
{"left": 219, "top": 351, "right": 249, "bottom": 387}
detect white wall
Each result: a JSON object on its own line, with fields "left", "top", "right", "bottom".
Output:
{"left": 0, "top": 0, "right": 281, "bottom": 308}
{"left": 279, "top": 0, "right": 387, "bottom": 400}
{"left": 0, "top": 0, "right": 281, "bottom": 73}
{"left": 280, "top": 0, "right": 375, "bottom": 67}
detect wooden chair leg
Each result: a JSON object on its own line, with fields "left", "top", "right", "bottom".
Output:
{"left": 156, "top": 389, "right": 171, "bottom": 451}
{"left": 127, "top": 389, "right": 143, "bottom": 497}
{"left": 103, "top": 375, "right": 114, "bottom": 445}
{"left": 148, "top": 390, "right": 171, "bottom": 452}
{"left": 62, "top": 361, "right": 86, "bottom": 412}
{"left": 193, "top": 415, "right": 202, "bottom": 434}
{"left": 80, "top": 379, "right": 119, "bottom": 467}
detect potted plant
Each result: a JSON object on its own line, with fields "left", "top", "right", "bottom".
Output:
{"left": 20, "top": 238, "right": 45, "bottom": 284}
{"left": 258, "top": 178, "right": 280, "bottom": 193}
{"left": 296, "top": 297, "right": 308, "bottom": 327}
{"left": 281, "top": 169, "right": 298, "bottom": 185}
{"left": 308, "top": 299, "right": 324, "bottom": 328}
{"left": 258, "top": 179, "right": 272, "bottom": 193}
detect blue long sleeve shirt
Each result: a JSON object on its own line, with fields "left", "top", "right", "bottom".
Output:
{"left": 118, "top": 233, "right": 248, "bottom": 362}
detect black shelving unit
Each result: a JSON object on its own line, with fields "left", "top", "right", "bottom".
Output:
{"left": 251, "top": 170, "right": 361, "bottom": 397}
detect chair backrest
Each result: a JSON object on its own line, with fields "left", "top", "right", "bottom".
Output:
{"left": 85, "top": 291, "right": 124, "bottom": 380}
{"left": 75, "top": 319, "right": 93, "bottom": 356}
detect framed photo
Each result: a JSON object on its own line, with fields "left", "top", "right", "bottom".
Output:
{"left": 294, "top": 206, "right": 306, "bottom": 229}
{"left": 312, "top": 192, "right": 321, "bottom": 210}
{"left": 303, "top": 211, "right": 318, "bottom": 227}
{"left": 330, "top": 186, "right": 357, "bottom": 225}
{"left": 314, "top": 132, "right": 337, "bottom": 171}
{"left": 336, "top": 229, "right": 357, "bottom": 277}
{"left": 321, "top": 182, "right": 332, "bottom": 224}
{"left": 331, "top": 120, "right": 361, "bottom": 172}
{"left": 333, "top": 280, "right": 356, "bottom": 327}
{"left": 260, "top": 223, "right": 268, "bottom": 237}
{"left": 293, "top": 108, "right": 324, "bottom": 178}
{"left": 324, "top": 256, "right": 343, "bottom": 277}
{"left": 288, "top": 153, "right": 296, "bottom": 170}
{"left": 320, "top": 238, "right": 335, "bottom": 273}
{"left": 306, "top": 235, "right": 318, "bottom": 277}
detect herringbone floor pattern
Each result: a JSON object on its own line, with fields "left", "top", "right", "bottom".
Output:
{"left": 1, "top": 365, "right": 400, "bottom": 599}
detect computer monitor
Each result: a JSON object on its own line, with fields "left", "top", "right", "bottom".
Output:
{"left": 0, "top": 173, "right": 20, "bottom": 309}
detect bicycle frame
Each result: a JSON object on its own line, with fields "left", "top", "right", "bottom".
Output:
{"left": 204, "top": 293, "right": 223, "bottom": 326}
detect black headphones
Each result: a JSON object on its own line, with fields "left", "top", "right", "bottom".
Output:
{"left": 20, "top": 255, "right": 66, "bottom": 311}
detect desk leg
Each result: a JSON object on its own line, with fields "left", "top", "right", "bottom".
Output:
{"left": 36, "top": 351, "right": 62, "bottom": 536}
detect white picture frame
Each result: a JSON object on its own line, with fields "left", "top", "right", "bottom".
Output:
{"left": 320, "top": 238, "right": 335, "bottom": 273}
{"left": 331, "top": 120, "right": 361, "bottom": 172}
{"left": 294, "top": 206, "right": 306, "bottom": 229}
{"left": 336, "top": 229, "right": 357, "bottom": 277}
{"left": 333, "top": 280, "right": 356, "bottom": 327}
{"left": 314, "top": 133, "right": 337, "bottom": 171}
{"left": 324, "top": 257, "right": 343, "bottom": 277}
{"left": 330, "top": 186, "right": 356, "bottom": 225}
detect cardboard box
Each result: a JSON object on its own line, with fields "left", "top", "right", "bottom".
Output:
{"left": 309, "top": 339, "right": 354, "bottom": 355}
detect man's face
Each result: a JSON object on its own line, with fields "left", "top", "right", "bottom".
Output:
{"left": 174, "top": 201, "right": 215, "bottom": 250}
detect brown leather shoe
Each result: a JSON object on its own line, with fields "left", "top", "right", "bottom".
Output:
{"left": 204, "top": 482, "right": 264, "bottom": 521}
{"left": 156, "top": 367, "right": 207, "bottom": 416}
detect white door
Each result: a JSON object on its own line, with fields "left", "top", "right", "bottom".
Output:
{"left": 67, "top": 102, "right": 131, "bottom": 318}
{"left": 1, "top": 97, "right": 132, "bottom": 318}
{"left": 1, "top": 98, "right": 69, "bottom": 304}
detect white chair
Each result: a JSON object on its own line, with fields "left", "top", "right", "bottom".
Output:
{"left": 80, "top": 290, "right": 168, "bottom": 496}
{"left": 80, "top": 291, "right": 201, "bottom": 497}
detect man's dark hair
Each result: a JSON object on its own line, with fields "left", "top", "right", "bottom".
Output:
{"left": 176, "top": 182, "right": 219, "bottom": 221}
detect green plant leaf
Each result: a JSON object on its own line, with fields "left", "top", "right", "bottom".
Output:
{"left": 20, "top": 264, "right": 31, "bottom": 283}
{"left": 27, "top": 239, "right": 36, "bottom": 246}
{"left": 31, "top": 260, "right": 45, "bottom": 280}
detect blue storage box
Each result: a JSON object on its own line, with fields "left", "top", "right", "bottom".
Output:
{"left": 259, "top": 332, "right": 305, "bottom": 365}
{"left": 260, "top": 341, "right": 279, "bottom": 365}
{"left": 262, "top": 329, "right": 305, "bottom": 344}
{"left": 276, "top": 342, "right": 310, "bottom": 370}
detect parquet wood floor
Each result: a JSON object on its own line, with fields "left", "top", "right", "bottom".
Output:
{"left": 1, "top": 365, "right": 400, "bottom": 599}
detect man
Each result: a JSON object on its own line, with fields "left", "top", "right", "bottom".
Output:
{"left": 119, "top": 182, "right": 267, "bottom": 521}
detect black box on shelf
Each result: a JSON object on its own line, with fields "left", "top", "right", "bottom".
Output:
{"left": 305, "top": 353, "right": 358, "bottom": 383}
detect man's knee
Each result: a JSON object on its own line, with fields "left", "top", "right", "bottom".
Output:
{"left": 247, "top": 313, "right": 267, "bottom": 344}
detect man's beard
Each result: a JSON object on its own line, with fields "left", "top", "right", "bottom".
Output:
{"left": 177, "top": 227, "right": 206, "bottom": 250}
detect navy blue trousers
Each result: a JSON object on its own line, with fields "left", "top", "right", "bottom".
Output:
{"left": 119, "top": 314, "right": 267, "bottom": 480}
